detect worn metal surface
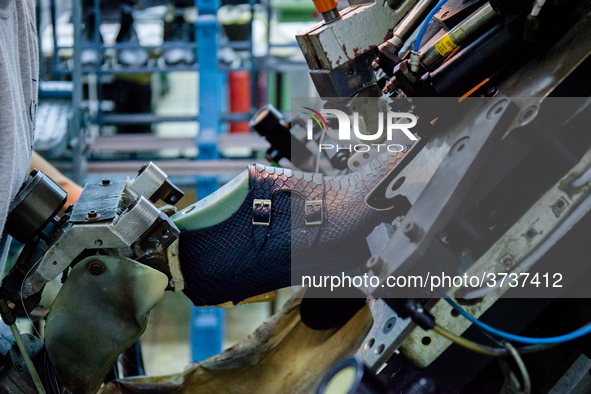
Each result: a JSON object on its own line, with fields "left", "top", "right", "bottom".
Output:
{"left": 309, "top": 52, "right": 379, "bottom": 97}
{"left": 296, "top": 0, "right": 419, "bottom": 70}
{"left": 402, "top": 146, "right": 591, "bottom": 366}
{"left": 126, "top": 162, "right": 168, "bottom": 201}
{"left": 21, "top": 164, "right": 181, "bottom": 299}
{"left": 371, "top": 16, "right": 591, "bottom": 368}
{"left": 547, "top": 354, "right": 591, "bottom": 394}
{"left": 69, "top": 180, "right": 127, "bottom": 223}
{"left": 356, "top": 298, "right": 412, "bottom": 370}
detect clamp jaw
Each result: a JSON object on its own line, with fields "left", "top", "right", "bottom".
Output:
{"left": 1, "top": 162, "right": 185, "bottom": 318}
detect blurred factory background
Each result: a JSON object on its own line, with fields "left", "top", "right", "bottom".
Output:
{"left": 30, "top": 0, "right": 325, "bottom": 376}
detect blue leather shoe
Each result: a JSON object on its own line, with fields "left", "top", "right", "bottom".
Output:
{"left": 174, "top": 150, "right": 406, "bottom": 306}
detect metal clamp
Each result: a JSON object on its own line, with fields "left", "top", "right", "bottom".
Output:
{"left": 252, "top": 199, "right": 272, "bottom": 226}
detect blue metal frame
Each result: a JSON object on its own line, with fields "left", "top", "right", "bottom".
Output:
{"left": 191, "top": 0, "right": 226, "bottom": 363}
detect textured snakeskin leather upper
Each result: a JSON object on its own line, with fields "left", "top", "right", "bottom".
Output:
{"left": 180, "top": 151, "right": 405, "bottom": 306}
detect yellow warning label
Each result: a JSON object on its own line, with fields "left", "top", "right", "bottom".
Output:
{"left": 434, "top": 34, "right": 458, "bottom": 57}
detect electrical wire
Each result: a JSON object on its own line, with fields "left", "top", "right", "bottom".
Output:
{"left": 432, "top": 324, "right": 506, "bottom": 357}
{"left": 432, "top": 324, "right": 552, "bottom": 357}
{"left": 20, "top": 256, "right": 45, "bottom": 342}
{"left": 503, "top": 342, "right": 532, "bottom": 394}
{"left": 413, "top": 0, "right": 450, "bottom": 52}
{"left": 315, "top": 127, "right": 328, "bottom": 173}
{"left": 441, "top": 293, "right": 591, "bottom": 344}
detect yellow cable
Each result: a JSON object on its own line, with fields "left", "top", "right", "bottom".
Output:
{"left": 433, "top": 324, "right": 506, "bottom": 357}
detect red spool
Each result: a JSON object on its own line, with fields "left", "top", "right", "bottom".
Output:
{"left": 229, "top": 71, "right": 252, "bottom": 133}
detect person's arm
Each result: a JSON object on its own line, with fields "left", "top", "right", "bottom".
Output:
{"left": 30, "top": 152, "right": 83, "bottom": 215}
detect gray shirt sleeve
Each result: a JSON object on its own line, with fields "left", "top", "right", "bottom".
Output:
{"left": 0, "top": 0, "right": 38, "bottom": 269}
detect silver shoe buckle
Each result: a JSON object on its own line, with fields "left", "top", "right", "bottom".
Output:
{"left": 252, "top": 199, "right": 272, "bottom": 226}
{"left": 304, "top": 200, "right": 323, "bottom": 225}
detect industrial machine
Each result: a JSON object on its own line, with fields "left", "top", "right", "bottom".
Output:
{"left": 1, "top": 0, "right": 591, "bottom": 392}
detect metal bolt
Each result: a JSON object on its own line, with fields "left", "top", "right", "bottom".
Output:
{"left": 14, "top": 362, "right": 23, "bottom": 371}
{"left": 101, "top": 179, "right": 111, "bottom": 186}
{"left": 366, "top": 255, "right": 386, "bottom": 276}
{"left": 403, "top": 222, "right": 423, "bottom": 242}
{"left": 502, "top": 257, "right": 514, "bottom": 270}
{"left": 485, "top": 87, "right": 498, "bottom": 97}
{"left": 86, "top": 210, "right": 100, "bottom": 221}
{"left": 88, "top": 260, "right": 105, "bottom": 276}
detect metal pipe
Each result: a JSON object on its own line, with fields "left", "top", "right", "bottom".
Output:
{"left": 427, "top": 23, "right": 517, "bottom": 96}
{"left": 421, "top": 2, "right": 498, "bottom": 68}
{"left": 394, "top": 0, "right": 438, "bottom": 48}
{"left": 380, "top": 0, "right": 438, "bottom": 58}
{"left": 72, "top": 0, "right": 84, "bottom": 184}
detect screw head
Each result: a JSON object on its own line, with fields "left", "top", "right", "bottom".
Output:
{"left": 485, "top": 87, "right": 498, "bottom": 97}
{"left": 86, "top": 210, "right": 100, "bottom": 221}
{"left": 502, "top": 257, "right": 514, "bottom": 270}
{"left": 88, "top": 260, "right": 105, "bottom": 276}
{"left": 403, "top": 222, "right": 423, "bottom": 242}
{"left": 366, "top": 255, "right": 386, "bottom": 275}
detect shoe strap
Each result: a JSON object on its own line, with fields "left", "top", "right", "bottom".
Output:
{"left": 249, "top": 164, "right": 326, "bottom": 250}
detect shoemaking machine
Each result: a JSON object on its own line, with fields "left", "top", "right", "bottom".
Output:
{"left": 2, "top": 0, "right": 591, "bottom": 392}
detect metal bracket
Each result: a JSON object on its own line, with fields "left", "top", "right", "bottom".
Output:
{"left": 356, "top": 298, "right": 412, "bottom": 371}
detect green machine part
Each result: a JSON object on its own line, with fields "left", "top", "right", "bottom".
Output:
{"left": 172, "top": 170, "right": 249, "bottom": 231}
{"left": 45, "top": 255, "right": 168, "bottom": 394}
